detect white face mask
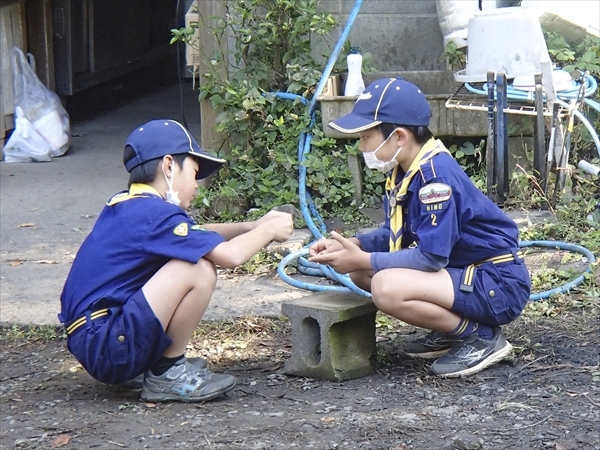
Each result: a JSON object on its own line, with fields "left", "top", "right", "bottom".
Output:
{"left": 162, "top": 161, "right": 181, "bottom": 207}
{"left": 362, "top": 132, "right": 403, "bottom": 173}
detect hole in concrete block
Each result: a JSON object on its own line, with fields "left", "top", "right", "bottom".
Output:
{"left": 300, "top": 317, "right": 321, "bottom": 367}
{"left": 330, "top": 313, "right": 376, "bottom": 361}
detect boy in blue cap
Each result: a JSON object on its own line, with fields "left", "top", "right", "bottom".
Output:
{"left": 60, "top": 119, "right": 294, "bottom": 401}
{"left": 308, "top": 78, "right": 531, "bottom": 378}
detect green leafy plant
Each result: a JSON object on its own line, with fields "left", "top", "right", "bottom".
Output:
{"left": 447, "top": 139, "right": 487, "bottom": 191}
{"left": 173, "top": 0, "right": 380, "bottom": 223}
{"left": 441, "top": 40, "right": 467, "bottom": 70}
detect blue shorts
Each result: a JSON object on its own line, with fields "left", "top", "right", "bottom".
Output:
{"left": 67, "top": 289, "right": 172, "bottom": 385}
{"left": 446, "top": 256, "right": 531, "bottom": 327}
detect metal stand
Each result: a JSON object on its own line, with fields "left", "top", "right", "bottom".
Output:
{"left": 446, "top": 75, "right": 567, "bottom": 205}
{"left": 533, "top": 73, "right": 546, "bottom": 183}
{"left": 494, "top": 73, "right": 509, "bottom": 205}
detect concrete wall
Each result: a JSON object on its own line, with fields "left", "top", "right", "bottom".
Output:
{"left": 317, "top": 0, "right": 446, "bottom": 72}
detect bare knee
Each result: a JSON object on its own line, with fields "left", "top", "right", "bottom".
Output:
{"left": 161, "top": 258, "right": 217, "bottom": 291}
{"left": 371, "top": 271, "right": 405, "bottom": 312}
{"left": 192, "top": 258, "right": 217, "bottom": 291}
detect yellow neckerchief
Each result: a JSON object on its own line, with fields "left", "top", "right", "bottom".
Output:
{"left": 106, "top": 183, "right": 163, "bottom": 206}
{"left": 387, "top": 139, "right": 450, "bottom": 252}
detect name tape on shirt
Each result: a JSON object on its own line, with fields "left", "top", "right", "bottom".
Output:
{"left": 418, "top": 183, "right": 452, "bottom": 204}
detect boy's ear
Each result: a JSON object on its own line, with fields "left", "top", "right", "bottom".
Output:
{"left": 161, "top": 154, "right": 175, "bottom": 176}
{"left": 393, "top": 127, "right": 410, "bottom": 147}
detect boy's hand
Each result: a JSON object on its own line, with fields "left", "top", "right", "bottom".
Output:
{"left": 255, "top": 209, "right": 293, "bottom": 227}
{"left": 267, "top": 213, "right": 294, "bottom": 242}
{"left": 308, "top": 231, "right": 369, "bottom": 274}
{"left": 308, "top": 238, "right": 343, "bottom": 257}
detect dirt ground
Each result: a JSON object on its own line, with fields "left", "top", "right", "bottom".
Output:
{"left": 1, "top": 282, "right": 599, "bottom": 450}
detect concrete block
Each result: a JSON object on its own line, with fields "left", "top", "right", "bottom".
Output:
{"left": 282, "top": 292, "right": 377, "bottom": 382}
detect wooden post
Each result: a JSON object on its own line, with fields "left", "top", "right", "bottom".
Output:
{"left": 197, "top": 0, "right": 229, "bottom": 151}
{"left": 26, "top": 0, "right": 55, "bottom": 91}
{"left": 0, "top": 0, "right": 27, "bottom": 154}
{"left": 196, "top": 0, "right": 230, "bottom": 187}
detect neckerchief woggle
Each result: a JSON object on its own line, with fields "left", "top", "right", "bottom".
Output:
{"left": 386, "top": 139, "right": 450, "bottom": 252}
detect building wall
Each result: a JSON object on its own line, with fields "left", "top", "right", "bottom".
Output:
{"left": 317, "top": 0, "right": 446, "bottom": 72}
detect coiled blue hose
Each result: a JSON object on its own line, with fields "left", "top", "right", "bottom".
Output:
{"left": 273, "top": 0, "right": 597, "bottom": 301}
{"left": 520, "top": 241, "right": 596, "bottom": 301}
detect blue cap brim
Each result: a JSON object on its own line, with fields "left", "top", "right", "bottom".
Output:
{"left": 328, "top": 112, "right": 382, "bottom": 134}
{"left": 189, "top": 151, "right": 226, "bottom": 180}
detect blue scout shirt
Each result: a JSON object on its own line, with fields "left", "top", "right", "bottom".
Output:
{"left": 59, "top": 184, "right": 225, "bottom": 323}
{"left": 357, "top": 142, "right": 519, "bottom": 271}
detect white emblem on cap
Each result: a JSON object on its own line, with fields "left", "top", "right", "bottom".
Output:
{"left": 357, "top": 92, "right": 372, "bottom": 101}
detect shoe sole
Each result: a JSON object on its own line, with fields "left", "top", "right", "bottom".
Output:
{"left": 406, "top": 349, "right": 451, "bottom": 360}
{"left": 433, "top": 342, "right": 513, "bottom": 378}
{"left": 141, "top": 380, "right": 236, "bottom": 403}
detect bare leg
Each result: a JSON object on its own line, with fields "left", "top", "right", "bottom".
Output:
{"left": 142, "top": 258, "right": 217, "bottom": 358}
{"left": 370, "top": 268, "right": 461, "bottom": 333}
{"left": 349, "top": 269, "right": 374, "bottom": 292}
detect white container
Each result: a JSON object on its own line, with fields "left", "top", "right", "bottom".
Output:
{"left": 454, "top": 7, "right": 550, "bottom": 82}
{"left": 344, "top": 48, "right": 365, "bottom": 96}
{"left": 33, "top": 109, "right": 69, "bottom": 151}
{"left": 512, "top": 69, "right": 574, "bottom": 93}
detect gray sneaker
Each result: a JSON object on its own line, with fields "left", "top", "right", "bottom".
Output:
{"left": 118, "top": 356, "right": 209, "bottom": 389}
{"left": 430, "top": 327, "right": 513, "bottom": 378}
{"left": 141, "top": 358, "right": 236, "bottom": 403}
{"left": 404, "top": 330, "right": 461, "bottom": 359}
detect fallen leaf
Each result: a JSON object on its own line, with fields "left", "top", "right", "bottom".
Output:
{"left": 51, "top": 434, "right": 71, "bottom": 448}
{"left": 18, "top": 223, "right": 36, "bottom": 228}
{"left": 9, "top": 261, "right": 24, "bottom": 266}
{"left": 320, "top": 416, "right": 336, "bottom": 424}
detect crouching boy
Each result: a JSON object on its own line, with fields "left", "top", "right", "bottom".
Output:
{"left": 59, "top": 119, "right": 294, "bottom": 402}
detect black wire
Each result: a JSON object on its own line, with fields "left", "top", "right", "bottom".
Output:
{"left": 175, "top": 0, "right": 188, "bottom": 129}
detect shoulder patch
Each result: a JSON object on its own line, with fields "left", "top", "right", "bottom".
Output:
{"left": 173, "top": 222, "right": 189, "bottom": 237}
{"left": 191, "top": 224, "right": 207, "bottom": 232}
{"left": 419, "top": 183, "right": 452, "bottom": 204}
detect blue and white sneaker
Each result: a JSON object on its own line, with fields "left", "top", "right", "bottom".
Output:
{"left": 141, "top": 358, "right": 236, "bottom": 402}
{"left": 430, "top": 327, "right": 513, "bottom": 378}
{"left": 118, "top": 356, "right": 208, "bottom": 389}
{"left": 404, "top": 330, "right": 461, "bottom": 359}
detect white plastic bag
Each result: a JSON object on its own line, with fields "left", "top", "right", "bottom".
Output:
{"left": 3, "top": 107, "right": 52, "bottom": 163}
{"left": 8, "top": 46, "right": 71, "bottom": 158}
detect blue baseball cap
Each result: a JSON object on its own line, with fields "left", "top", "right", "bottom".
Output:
{"left": 329, "top": 78, "right": 431, "bottom": 133}
{"left": 124, "top": 120, "right": 226, "bottom": 180}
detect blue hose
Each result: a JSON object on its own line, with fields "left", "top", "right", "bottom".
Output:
{"left": 520, "top": 240, "right": 596, "bottom": 300}
{"left": 272, "top": 0, "right": 597, "bottom": 302}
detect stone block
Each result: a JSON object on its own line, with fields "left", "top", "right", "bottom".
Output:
{"left": 281, "top": 292, "right": 377, "bottom": 382}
